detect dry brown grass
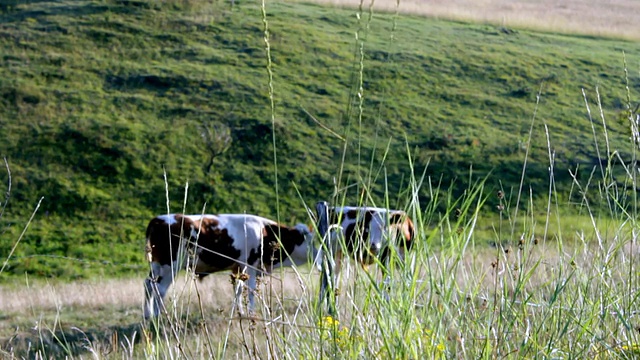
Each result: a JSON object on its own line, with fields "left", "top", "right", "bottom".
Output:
{"left": 3, "top": 240, "right": 637, "bottom": 317}
{"left": 2, "top": 240, "right": 639, "bottom": 358}
{"left": 0, "top": 269, "right": 318, "bottom": 358}
{"left": 0, "top": 278, "right": 143, "bottom": 313}
{"left": 294, "top": 0, "right": 640, "bottom": 40}
{"left": 0, "top": 270, "right": 315, "bottom": 316}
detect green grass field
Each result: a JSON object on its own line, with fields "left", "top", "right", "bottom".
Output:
{"left": 1, "top": 0, "right": 639, "bottom": 279}
{"left": 1, "top": 0, "right": 640, "bottom": 358}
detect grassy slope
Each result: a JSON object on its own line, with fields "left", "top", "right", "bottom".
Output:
{"left": 0, "top": 0, "right": 638, "bottom": 279}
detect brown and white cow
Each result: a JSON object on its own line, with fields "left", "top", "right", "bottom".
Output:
{"left": 315, "top": 204, "right": 415, "bottom": 312}
{"left": 143, "top": 213, "right": 316, "bottom": 319}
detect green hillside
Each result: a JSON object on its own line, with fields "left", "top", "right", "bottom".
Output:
{"left": 0, "top": 0, "right": 638, "bottom": 279}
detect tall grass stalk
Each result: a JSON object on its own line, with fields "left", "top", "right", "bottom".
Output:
{"left": 0, "top": 157, "right": 10, "bottom": 219}
{"left": 0, "top": 197, "right": 43, "bottom": 276}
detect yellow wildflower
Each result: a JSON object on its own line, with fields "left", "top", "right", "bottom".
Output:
{"left": 317, "top": 315, "right": 351, "bottom": 351}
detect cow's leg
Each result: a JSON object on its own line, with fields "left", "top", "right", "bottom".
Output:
{"left": 381, "top": 246, "right": 405, "bottom": 302}
{"left": 379, "top": 245, "right": 393, "bottom": 302}
{"left": 143, "top": 275, "right": 159, "bottom": 319}
{"left": 246, "top": 267, "right": 258, "bottom": 314}
{"left": 143, "top": 262, "right": 176, "bottom": 319}
{"left": 318, "top": 225, "right": 347, "bottom": 315}
{"left": 334, "top": 251, "right": 343, "bottom": 282}
{"left": 233, "top": 267, "right": 251, "bottom": 316}
{"left": 318, "top": 249, "right": 330, "bottom": 311}
{"left": 381, "top": 268, "right": 392, "bottom": 302}
{"left": 319, "top": 250, "right": 342, "bottom": 315}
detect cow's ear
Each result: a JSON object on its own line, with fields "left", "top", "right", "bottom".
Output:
{"left": 295, "top": 223, "right": 312, "bottom": 236}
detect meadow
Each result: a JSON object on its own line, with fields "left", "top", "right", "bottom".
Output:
{"left": 3, "top": 198, "right": 640, "bottom": 358}
{"left": 1, "top": 0, "right": 639, "bottom": 278}
{"left": 2, "top": 0, "right": 640, "bottom": 358}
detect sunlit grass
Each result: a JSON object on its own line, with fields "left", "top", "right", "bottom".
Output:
{"left": 2, "top": 196, "right": 639, "bottom": 358}
{"left": 2, "top": 0, "right": 640, "bottom": 358}
{"left": 2, "top": 0, "right": 640, "bottom": 280}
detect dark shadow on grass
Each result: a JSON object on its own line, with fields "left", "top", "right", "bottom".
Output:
{"left": 0, "top": 322, "right": 145, "bottom": 359}
{"left": 0, "top": 313, "right": 232, "bottom": 358}
{"left": 1, "top": 3, "right": 107, "bottom": 22}
{"left": 0, "top": 0, "right": 49, "bottom": 14}
{"left": 0, "top": 0, "right": 156, "bottom": 23}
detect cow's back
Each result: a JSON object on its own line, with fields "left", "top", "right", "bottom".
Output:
{"left": 191, "top": 214, "right": 249, "bottom": 274}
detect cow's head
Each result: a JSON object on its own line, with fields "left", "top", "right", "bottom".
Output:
{"left": 261, "top": 222, "right": 317, "bottom": 271}
{"left": 382, "top": 211, "right": 415, "bottom": 261}
{"left": 289, "top": 223, "right": 317, "bottom": 265}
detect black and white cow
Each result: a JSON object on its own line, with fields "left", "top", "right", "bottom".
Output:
{"left": 143, "top": 213, "right": 316, "bottom": 319}
{"left": 315, "top": 203, "right": 415, "bottom": 312}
